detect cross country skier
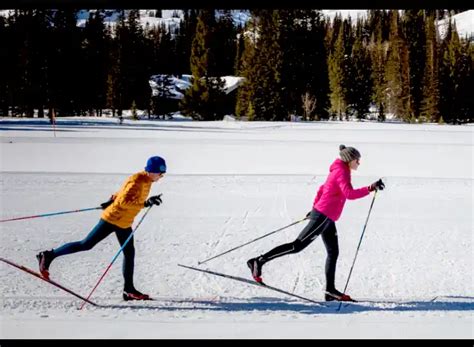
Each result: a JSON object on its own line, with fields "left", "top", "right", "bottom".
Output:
{"left": 36, "top": 156, "right": 167, "bottom": 301}
{"left": 247, "top": 145, "right": 384, "bottom": 302}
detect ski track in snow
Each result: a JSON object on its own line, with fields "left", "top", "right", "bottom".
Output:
{"left": 2, "top": 294, "right": 472, "bottom": 316}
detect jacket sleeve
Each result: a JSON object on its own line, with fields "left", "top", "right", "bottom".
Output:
{"left": 336, "top": 170, "right": 370, "bottom": 200}
{"left": 115, "top": 180, "right": 145, "bottom": 208}
{"left": 313, "top": 184, "right": 324, "bottom": 205}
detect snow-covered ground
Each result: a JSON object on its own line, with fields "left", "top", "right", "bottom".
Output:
{"left": 0, "top": 118, "right": 472, "bottom": 338}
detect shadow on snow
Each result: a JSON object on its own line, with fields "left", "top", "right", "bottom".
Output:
{"left": 96, "top": 295, "right": 474, "bottom": 314}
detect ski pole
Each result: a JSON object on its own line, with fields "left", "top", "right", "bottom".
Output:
{"left": 0, "top": 207, "right": 102, "bottom": 223}
{"left": 337, "top": 190, "right": 377, "bottom": 311}
{"left": 79, "top": 206, "right": 153, "bottom": 310}
{"left": 197, "top": 216, "right": 309, "bottom": 265}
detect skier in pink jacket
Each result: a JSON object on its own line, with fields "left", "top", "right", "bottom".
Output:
{"left": 247, "top": 144, "right": 384, "bottom": 301}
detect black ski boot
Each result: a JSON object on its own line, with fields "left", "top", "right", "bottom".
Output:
{"left": 325, "top": 288, "right": 355, "bottom": 302}
{"left": 36, "top": 250, "right": 54, "bottom": 280}
{"left": 247, "top": 257, "right": 264, "bottom": 283}
{"left": 123, "top": 289, "right": 151, "bottom": 301}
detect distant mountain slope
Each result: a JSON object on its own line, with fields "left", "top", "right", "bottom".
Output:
{"left": 149, "top": 74, "right": 245, "bottom": 99}
{"left": 1, "top": 9, "right": 472, "bottom": 40}
{"left": 437, "top": 10, "right": 474, "bottom": 40}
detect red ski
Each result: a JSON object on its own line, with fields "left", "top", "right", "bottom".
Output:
{"left": 0, "top": 257, "right": 100, "bottom": 307}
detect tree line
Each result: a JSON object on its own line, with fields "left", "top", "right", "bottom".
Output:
{"left": 0, "top": 9, "right": 472, "bottom": 123}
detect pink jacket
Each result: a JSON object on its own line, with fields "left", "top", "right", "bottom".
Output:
{"left": 313, "top": 158, "right": 370, "bottom": 222}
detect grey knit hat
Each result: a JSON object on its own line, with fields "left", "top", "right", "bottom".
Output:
{"left": 339, "top": 144, "right": 361, "bottom": 163}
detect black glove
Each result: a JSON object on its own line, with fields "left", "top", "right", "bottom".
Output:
{"left": 145, "top": 194, "right": 162, "bottom": 207}
{"left": 100, "top": 198, "right": 114, "bottom": 209}
{"left": 306, "top": 211, "right": 312, "bottom": 218}
{"left": 369, "top": 179, "right": 385, "bottom": 192}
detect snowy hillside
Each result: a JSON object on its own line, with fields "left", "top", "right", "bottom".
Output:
{"left": 0, "top": 118, "right": 472, "bottom": 338}
{"left": 149, "top": 74, "right": 245, "bottom": 99}
{"left": 322, "top": 9, "right": 474, "bottom": 40}
{"left": 0, "top": 9, "right": 249, "bottom": 29}
{"left": 321, "top": 9, "right": 369, "bottom": 21}
{"left": 2, "top": 9, "right": 472, "bottom": 41}
{"left": 75, "top": 9, "right": 182, "bottom": 29}
{"left": 437, "top": 10, "right": 474, "bottom": 40}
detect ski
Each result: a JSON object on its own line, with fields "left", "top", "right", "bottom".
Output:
{"left": 0, "top": 257, "right": 100, "bottom": 307}
{"left": 341, "top": 297, "right": 440, "bottom": 305}
{"left": 178, "top": 263, "right": 325, "bottom": 306}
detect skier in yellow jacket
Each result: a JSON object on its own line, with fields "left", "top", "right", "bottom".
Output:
{"left": 36, "top": 156, "right": 166, "bottom": 301}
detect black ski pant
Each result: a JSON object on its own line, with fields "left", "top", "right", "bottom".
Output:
{"left": 51, "top": 219, "right": 136, "bottom": 292}
{"left": 259, "top": 209, "right": 339, "bottom": 291}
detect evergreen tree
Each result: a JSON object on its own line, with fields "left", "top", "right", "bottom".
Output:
{"left": 439, "top": 20, "right": 458, "bottom": 123}
{"left": 0, "top": 15, "right": 10, "bottom": 116}
{"left": 420, "top": 13, "right": 440, "bottom": 122}
{"left": 235, "top": 11, "right": 286, "bottom": 121}
{"left": 124, "top": 10, "right": 152, "bottom": 111}
{"left": 328, "top": 22, "right": 346, "bottom": 119}
{"left": 342, "top": 16, "right": 354, "bottom": 57}
{"left": 109, "top": 11, "right": 126, "bottom": 115}
{"left": 82, "top": 10, "right": 109, "bottom": 116}
{"left": 456, "top": 41, "right": 473, "bottom": 123}
{"left": 175, "top": 9, "right": 198, "bottom": 74}
{"left": 404, "top": 10, "right": 426, "bottom": 120}
{"left": 104, "top": 15, "right": 123, "bottom": 118}
{"left": 347, "top": 18, "right": 373, "bottom": 119}
{"left": 12, "top": 10, "right": 53, "bottom": 117}
{"left": 439, "top": 20, "right": 473, "bottom": 123}
{"left": 214, "top": 10, "right": 238, "bottom": 76}
{"left": 455, "top": 27, "right": 473, "bottom": 124}
{"left": 150, "top": 74, "right": 175, "bottom": 118}
{"left": 131, "top": 99, "right": 138, "bottom": 119}
{"left": 252, "top": 10, "right": 286, "bottom": 121}
{"left": 105, "top": 71, "right": 116, "bottom": 116}
{"left": 278, "top": 9, "right": 301, "bottom": 116}
{"left": 385, "top": 9, "right": 411, "bottom": 121}
{"left": 369, "top": 13, "right": 387, "bottom": 121}
{"left": 234, "top": 28, "right": 245, "bottom": 74}
{"left": 180, "top": 10, "right": 225, "bottom": 120}
{"left": 147, "top": 24, "right": 176, "bottom": 75}
{"left": 277, "top": 9, "right": 329, "bottom": 119}
{"left": 308, "top": 11, "right": 330, "bottom": 120}
{"left": 235, "top": 16, "right": 257, "bottom": 120}
{"left": 328, "top": 13, "right": 342, "bottom": 53}
{"left": 48, "top": 9, "right": 82, "bottom": 116}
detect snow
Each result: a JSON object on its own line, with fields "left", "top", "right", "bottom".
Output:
{"left": 0, "top": 117, "right": 472, "bottom": 338}
{"left": 149, "top": 74, "right": 245, "bottom": 99}
{"left": 77, "top": 9, "right": 251, "bottom": 29}
{"left": 437, "top": 10, "right": 474, "bottom": 40}
{"left": 321, "top": 10, "right": 369, "bottom": 21}
{"left": 323, "top": 10, "right": 474, "bottom": 40}
{"left": 322, "top": 10, "right": 474, "bottom": 41}
{"left": 76, "top": 10, "right": 183, "bottom": 30}
{"left": 2, "top": 9, "right": 473, "bottom": 43}
{"left": 149, "top": 75, "right": 192, "bottom": 99}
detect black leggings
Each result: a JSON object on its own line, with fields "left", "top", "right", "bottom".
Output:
{"left": 260, "top": 209, "right": 339, "bottom": 291}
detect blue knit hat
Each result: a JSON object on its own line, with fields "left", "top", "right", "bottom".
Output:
{"left": 145, "top": 156, "right": 167, "bottom": 173}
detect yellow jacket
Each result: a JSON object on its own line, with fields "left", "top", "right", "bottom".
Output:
{"left": 101, "top": 171, "right": 153, "bottom": 229}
